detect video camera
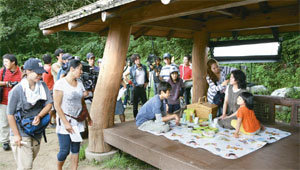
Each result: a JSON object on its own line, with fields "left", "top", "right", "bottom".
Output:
{"left": 80, "top": 62, "right": 99, "bottom": 91}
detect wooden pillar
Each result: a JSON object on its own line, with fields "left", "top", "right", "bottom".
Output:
{"left": 192, "top": 31, "right": 209, "bottom": 103}
{"left": 88, "top": 19, "right": 131, "bottom": 153}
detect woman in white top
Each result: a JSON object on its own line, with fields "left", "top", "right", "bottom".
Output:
{"left": 53, "top": 59, "right": 92, "bottom": 170}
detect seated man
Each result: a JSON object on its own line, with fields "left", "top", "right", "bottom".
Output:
{"left": 136, "top": 82, "right": 179, "bottom": 133}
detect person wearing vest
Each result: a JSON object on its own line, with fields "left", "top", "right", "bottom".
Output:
{"left": 0, "top": 54, "right": 22, "bottom": 151}
{"left": 130, "top": 54, "right": 149, "bottom": 118}
{"left": 218, "top": 70, "right": 247, "bottom": 129}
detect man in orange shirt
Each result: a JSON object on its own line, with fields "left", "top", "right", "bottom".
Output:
{"left": 42, "top": 54, "right": 56, "bottom": 127}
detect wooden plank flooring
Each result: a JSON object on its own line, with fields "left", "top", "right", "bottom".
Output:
{"left": 103, "top": 121, "right": 300, "bottom": 170}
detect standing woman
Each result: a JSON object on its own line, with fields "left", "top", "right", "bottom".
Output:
{"left": 7, "top": 58, "right": 53, "bottom": 169}
{"left": 53, "top": 59, "right": 92, "bottom": 170}
{"left": 219, "top": 70, "right": 247, "bottom": 129}
{"left": 206, "top": 59, "right": 235, "bottom": 116}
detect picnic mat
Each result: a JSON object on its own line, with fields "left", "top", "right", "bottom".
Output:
{"left": 140, "top": 121, "right": 291, "bottom": 159}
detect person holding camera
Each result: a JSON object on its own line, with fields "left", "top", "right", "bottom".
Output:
{"left": 0, "top": 54, "right": 22, "bottom": 151}
{"left": 7, "top": 58, "right": 53, "bottom": 169}
{"left": 86, "top": 52, "right": 99, "bottom": 72}
{"left": 153, "top": 57, "right": 162, "bottom": 95}
{"left": 130, "top": 54, "right": 149, "bottom": 118}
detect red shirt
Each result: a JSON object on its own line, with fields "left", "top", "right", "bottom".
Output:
{"left": 43, "top": 65, "right": 54, "bottom": 90}
{"left": 0, "top": 67, "right": 22, "bottom": 105}
{"left": 179, "top": 64, "right": 192, "bottom": 80}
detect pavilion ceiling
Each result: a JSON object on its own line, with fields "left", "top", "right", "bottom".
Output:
{"left": 39, "top": 0, "right": 300, "bottom": 39}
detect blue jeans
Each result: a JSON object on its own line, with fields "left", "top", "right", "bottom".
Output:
{"left": 124, "top": 84, "right": 132, "bottom": 105}
{"left": 57, "top": 134, "right": 80, "bottom": 161}
{"left": 153, "top": 82, "right": 160, "bottom": 95}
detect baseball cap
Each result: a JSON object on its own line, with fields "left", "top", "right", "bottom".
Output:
{"left": 170, "top": 66, "right": 179, "bottom": 74}
{"left": 23, "top": 58, "right": 47, "bottom": 74}
{"left": 62, "top": 53, "right": 73, "bottom": 60}
{"left": 86, "top": 52, "right": 95, "bottom": 59}
{"left": 163, "top": 53, "right": 171, "bottom": 59}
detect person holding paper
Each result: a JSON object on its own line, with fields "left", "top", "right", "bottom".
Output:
{"left": 53, "top": 59, "right": 92, "bottom": 170}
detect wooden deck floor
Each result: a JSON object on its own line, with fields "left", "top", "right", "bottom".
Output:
{"left": 103, "top": 121, "right": 300, "bottom": 170}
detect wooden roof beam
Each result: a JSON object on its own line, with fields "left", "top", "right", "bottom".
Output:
{"left": 259, "top": 1, "right": 272, "bottom": 14}
{"left": 98, "top": 27, "right": 109, "bottom": 36}
{"left": 122, "top": 0, "right": 267, "bottom": 24}
{"left": 68, "top": 13, "right": 102, "bottom": 30}
{"left": 134, "top": 27, "right": 152, "bottom": 40}
{"left": 206, "top": 6, "right": 299, "bottom": 32}
{"left": 142, "top": 5, "right": 299, "bottom": 33}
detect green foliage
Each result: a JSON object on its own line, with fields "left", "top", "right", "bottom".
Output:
{"left": 100, "top": 151, "right": 156, "bottom": 170}
{"left": 79, "top": 142, "right": 88, "bottom": 161}
{"left": 286, "top": 87, "right": 300, "bottom": 99}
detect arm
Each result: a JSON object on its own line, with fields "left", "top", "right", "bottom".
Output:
{"left": 53, "top": 90, "right": 74, "bottom": 134}
{"left": 81, "top": 97, "right": 92, "bottom": 126}
{"left": 234, "top": 117, "right": 242, "bottom": 138}
{"left": 7, "top": 115, "right": 22, "bottom": 147}
{"left": 32, "top": 103, "right": 52, "bottom": 126}
{"left": 224, "top": 111, "right": 237, "bottom": 119}
{"left": 52, "top": 63, "right": 60, "bottom": 74}
{"left": 221, "top": 87, "right": 229, "bottom": 119}
{"left": 206, "top": 76, "right": 225, "bottom": 92}
{"left": 162, "top": 114, "right": 179, "bottom": 125}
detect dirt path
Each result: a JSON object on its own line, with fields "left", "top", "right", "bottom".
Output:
{"left": 0, "top": 106, "right": 136, "bottom": 170}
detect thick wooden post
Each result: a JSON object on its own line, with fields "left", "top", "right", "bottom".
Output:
{"left": 192, "top": 31, "right": 209, "bottom": 103}
{"left": 88, "top": 19, "right": 131, "bottom": 153}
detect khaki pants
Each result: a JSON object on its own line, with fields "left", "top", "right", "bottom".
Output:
{"left": 10, "top": 136, "right": 40, "bottom": 170}
{"left": 0, "top": 104, "right": 9, "bottom": 143}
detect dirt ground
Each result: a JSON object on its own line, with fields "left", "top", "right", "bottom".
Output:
{"left": 0, "top": 105, "right": 136, "bottom": 170}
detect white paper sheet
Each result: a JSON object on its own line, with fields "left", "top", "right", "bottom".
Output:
{"left": 69, "top": 126, "right": 83, "bottom": 142}
{"left": 117, "top": 87, "right": 126, "bottom": 100}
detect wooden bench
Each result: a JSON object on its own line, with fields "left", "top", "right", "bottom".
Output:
{"left": 104, "top": 121, "right": 299, "bottom": 170}
{"left": 103, "top": 95, "right": 300, "bottom": 169}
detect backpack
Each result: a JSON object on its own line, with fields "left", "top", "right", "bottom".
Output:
{"left": 15, "top": 111, "right": 50, "bottom": 145}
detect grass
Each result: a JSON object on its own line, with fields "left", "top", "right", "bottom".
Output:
{"left": 79, "top": 141, "right": 88, "bottom": 161}
{"left": 100, "top": 151, "right": 157, "bottom": 170}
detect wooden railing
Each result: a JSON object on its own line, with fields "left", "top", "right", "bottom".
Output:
{"left": 253, "top": 95, "right": 300, "bottom": 127}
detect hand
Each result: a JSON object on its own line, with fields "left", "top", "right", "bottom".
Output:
{"left": 32, "top": 115, "right": 41, "bottom": 126}
{"left": 174, "top": 114, "right": 180, "bottom": 125}
{"left": 65, "top": 123, "right": 74, "bottom": 134}
{"left": 14, "top": 135, "right": 22, "bottom": 147}
{"left": 144, "top": 83, "right": 148, "bottom": 88}
{"left": 234, "top": 132, "right": 239, "bottom": 138}
{"left": 221, "top": 79, "right": 229, "bottom": 86}
{"left": 220, "top": 114, "right": 227, "bottom": 120}
{"left": 87, "top": 119, "right": 93, "bottom": 126}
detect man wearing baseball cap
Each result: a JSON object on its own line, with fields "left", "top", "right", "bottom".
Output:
{"left": 159, "top": 53, "right": 178, "bottom": 82}
{"left": 7, "top": 58, "right": 53, "bottom": 170}
{"left": 86, "top": 52, "right": 99, "bottom": 72}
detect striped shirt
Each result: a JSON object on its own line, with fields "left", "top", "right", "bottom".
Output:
{"left": 159, "top": 64, "right": 178, "bottom": 82}
{"left": 206, "top": 66, "right": 236, "bottom": 104}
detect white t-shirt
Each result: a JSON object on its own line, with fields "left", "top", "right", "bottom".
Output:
{"left": 54, "top": 78, "right": 86, "bottom": 134}
{"left": 136, "top": 67, "right": 146, "bottom": 85}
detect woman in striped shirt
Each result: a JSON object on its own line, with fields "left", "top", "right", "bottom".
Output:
{"left": 206, "top": 59, "right": 235, "bottom": 116}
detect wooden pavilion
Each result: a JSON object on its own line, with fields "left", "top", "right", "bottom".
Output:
{"left": 39, "top": 0, "right": 300, "bottom": 169}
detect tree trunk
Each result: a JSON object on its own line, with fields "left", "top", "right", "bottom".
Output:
{"left": 88, "top": 19, "right": 131, "bottom": 153}
{"left": 192, "top": 31, "right": 209, "bottom": 103}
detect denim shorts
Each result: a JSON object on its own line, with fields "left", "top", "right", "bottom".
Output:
{"left": 57, "top": 133, "right": 81, "bottom": 161}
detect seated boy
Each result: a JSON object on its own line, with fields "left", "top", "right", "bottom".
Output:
{"left": 136, "top": 82, "right": 180, "bottom": 133}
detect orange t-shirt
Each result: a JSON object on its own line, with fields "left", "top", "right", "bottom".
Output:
{"left": 43, "top": 65, "right": 54, "bottom": 90}
{"left": 237, "top": 106, "right": 261, "bottom": 133}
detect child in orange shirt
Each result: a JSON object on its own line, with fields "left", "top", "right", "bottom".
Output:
{"left": 224, "top": 92, "right": 263, "bottom": 138}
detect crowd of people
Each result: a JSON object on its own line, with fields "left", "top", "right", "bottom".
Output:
{"left": 0, "top": 50, "right": 264, "bottom": 170}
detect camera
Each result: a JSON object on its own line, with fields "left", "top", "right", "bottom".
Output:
{"left": 80, "top": 62, "right": 99, "bottom": 91}
{"left": 8, "top": 81, "right": 18, "bottom": 87}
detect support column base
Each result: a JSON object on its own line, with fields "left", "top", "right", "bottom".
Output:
{"left": 85, "top": 148, "right": 118, "bottom": 162}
